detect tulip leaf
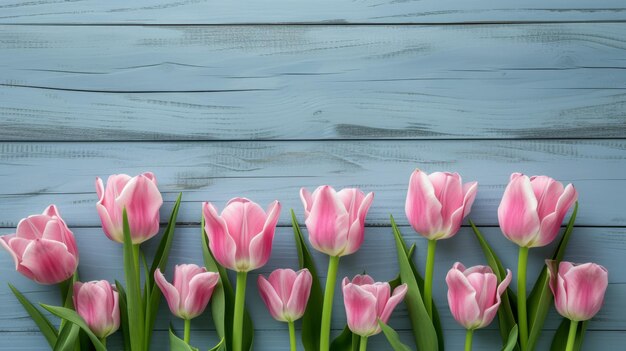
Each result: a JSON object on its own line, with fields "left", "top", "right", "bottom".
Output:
{"left": 379, "top": 320, "right": 412, "bottom": 351}
{"left": 8, "top": 284, "right": 58, "bottom": 348}
{"left": 116, "top": 280, "right": 132, "bottom": 351}
{"left": 122, "top": 208, "right": 145, "bottom": 351}
{"left": 549, "top": 319, "right": 587, "bottom": 351}
{"left": 209, "top": 338, "right": 226, "bottom": 351}
{"left": 291, "top": 209, "right": 324, "bottom": 351}
{"left": 40, "top": 304, "right": 106, "bottom": 351}
{"left": 145, "top": 193, "right": 182, "bottom": 346}
{"left": 502, "top": 325, "right": 519, "bottom": 351}
{"left": 330, "top": 326, "right": 358, "bottom": 351}
{"left": 527, "top": 202, "right": 578, "bottom": 351}
{"left": 53, "top": 323, "right": 80, "bottom": 351}
{"left": 469, "top": 220, "right": 519, "bottom": 350}
{"left": 390, "top": 215, "right": 438, "bottom": 351}
{"left": 168, "top": 327, "right": 199, "bottom": 351}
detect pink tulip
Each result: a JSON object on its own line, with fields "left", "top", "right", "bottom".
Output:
{"left": 0, "top": 205, "right": 78, "bottom": 285}
{"left": 258, "top": 268, "right": 312, "bottom": 322}
{"left": 300, "top": 186, "right": 374, "bottom": 257}
{"left": 203, "top": 198, "right": 281, "bottom": 272}
{"left": 547, "top": 260, "right": 608, "bottom": 322}
{"left": 73, "top": 280, "right": 120, "bottom": 339}
{"left": 405, "top": 170, "right": 478, "bottom": 240}
{"left": 96, "top": 172, "right": 163, "bottom": 244}
{"left": 446, "top": 262, "right": 512, "bottom": 330}
{"left": 154, "top": 264, "right": 220, "bottom": 320}
{"left": 498, "top": 173, "right": 577, "bottom": 248}
{"left": 342, "top": 274, "right": 407, "bottom": 337}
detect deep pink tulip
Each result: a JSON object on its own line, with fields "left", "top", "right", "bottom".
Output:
{"left": 342, "top": 274, "right": 407, "bottom": 337}
{"left": 258, "top": 268, "right": 312, "bottom": 322}
{"left": 498, "top": 173, "right": 577, "bottom": 248}
{"left": 154, "top": 264, "right": 220, "bottom": 320}
{"left": 547, "top": 260, "right": 608, "bottom": 322}
{"left": 446, "top": 262, "right": 512, "bottom": 330}
{"left": 203, "top": 198, "right": 281, "bottom": 272}
{"left": 300, "top": 186, "right": 374, "bottom": 257}
{"left": 96, "top": 172, "right": 163, "bottom": 244}
{"left": 73, "top": 280, "right": 120, "bottom": 339}
{"left": 0, "top": 205, "right": 78, "bottom": 285}
{"left": 405, "top": 169, "right": 478, "bottom": 240}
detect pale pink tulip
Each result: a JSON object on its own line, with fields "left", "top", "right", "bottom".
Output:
{"left": 154, "top": 264, "right": 220, "bottom": 320}
{"left": 73, "top": 280, "right": 120, "bottom": 339}
{"left": 258, "top": 268, "right": 312, "bottom": 322}
{"left": 498, "top": 173, "right": 577, "bottom": 248}
{"left": 342, "top": 274, "right": 407, "bottom": 337}
{"left": 547, "top": 260, "right": 608, "bottom": 322}
{"left": 96, "top": 172, "right": 163, "bottom": 244}
{"left": 203, "top": 198, "right": 281, "bottom": 272}
{"left": 0, "top": 205, "right": 78, "bottom": 285}
{"left": 405, "top": 169, "right": 477, "bottom": 240}
{"left": 446, "top": 262, "right": 512, "bottom": 330}
{"left": 300, "top": 186, "right": 374, "bottom": 257}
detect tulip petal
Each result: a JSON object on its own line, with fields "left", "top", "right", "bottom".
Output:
{"left": 20, "top": 239, "right": 76, "bottom": 285}
{"left": 174, "top": 264, "right": 206, "bottom": 306}
{"left": 154, "top": 268, "right": 182, "bottom": 318}
{"left": 306, "top": 186, "right": 349, "bottom": 256}
{"left": 248, "top": 201, "right": 281, "bottom": 270}
{"left": 16, "top": 215, "right": 49, "bottom": 240}
{"left": 498, "top": 174, "right": 541, "bottom": 247}
{"left": 258, "top": 275, "right": 286, "bottom": 321}
{"left": 378, "top": 284, "right": 408, "bottom": 326}
{"left": 563, "top": 263, "right": 608, "bottom": 321}
{"left": 268, "top": 269, "right": 297, "bottom": 303}
{"left": 530, "top": 176, "right": 563, "bottom": 219}
{"left": 534, "top": 184, "right": 578, "bottom": 247}
{"left": 299, "top": 188, "right": 313, "bottom": 218}
{"left": 430, "top": 172, "right": 464, "bottom": 228}
{"left": 405, "top": 169, "right": 443, "bottom": 238}
{"left": 203, "top": 202, "right": 238, "bottom": 270}
{"left": 446, "top": 268, "right": 480, "bottom": 329}
{"left": 285, "top": 269, "right": 312, "bottom": 320}
{"left": 462, "top": 181, "right": 478, "bottom": 218}
{"left": 343, "top": 283, "right": 378, "bottom": 336}
{"left": 115, "top": 174, "right": 163, "bottom": 244}
{"left": 342, "top": 191, "right": 374, "bottom": 256}
{"left": 350, "top": 274, "right": 376, "bottom": 286}
{"left": 42, "top": 219, "right": 78, "bottom": 258}
{"left": 480, "top": 269, "right": 512, "bottom": 328}
{"left": 1, "top": 236, "right": 36, "bottom": 280}
{"left": 184, "top": 272, "right": 219, "bottom": 319}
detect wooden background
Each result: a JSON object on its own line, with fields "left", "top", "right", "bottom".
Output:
{"left": 1, "top": 1, "right": 625, "bottom": 350}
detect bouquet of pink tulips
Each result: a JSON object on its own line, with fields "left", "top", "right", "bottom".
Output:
{"left": 1, "top": 170, "right": 608, "bottom": 351}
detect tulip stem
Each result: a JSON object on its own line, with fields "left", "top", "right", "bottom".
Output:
{"left": 517, "top": 246, "right": 529, "bottom": 351}
{"left": 320, "top": 255, "right": 340, "bottom": 351}
{"left": 184, "top": 319, "right": 191, "bottom": 344}
{"left": 359, "top": 336, "right": 368, "bottom": 351}
{"left": 565, "top": 320, "right": 578, "bottom": 351}
{"left": 288, "top": 320, "right": 297, "bottom": 351}
{"left": 464, "top": 329, "right": 473, "bottom": 351}
{"left": 424, "top": 239, "right": 437, "bottom": 319}
{"left": 233, "top": 271, "right": 248, "bottom": 351}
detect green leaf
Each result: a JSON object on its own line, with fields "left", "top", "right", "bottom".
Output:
{"left": 330, "top": 326, "right": 358, "bottom": 351}
{"left": 40, "top": 304, "right": 106, "bottom": 351}
{"left": 168, "top": 327, "right": 199, "bottom": 351}
{"left": 53, "top": 323, "right": 80, "bottom": 351}
{"left": 527, "top": 202, "right": 578, "bottom": 351}
{"left": 145, "top": 193, "right": 182, "bottom": 346}
{"left": 122, "top": 208, "right": 145, "bottom": 351}
{"left": 8, "top": 284, "right": 58, "bottom": 347}
{"left": 379, "top": 320, "right": 412, "bottom": 351}
{"left": 549, "top": 319, "right": 587, "bottom": 351}
{"left": 116, "top": 280, "right": 132, "bottom": 351}
{"left": 209, "top": 338, "right": 226, "bottom": 351}
{"left": 390, "top": 215, "right": 438, "bottom": 351}
{"left": 291, "top": 209, "right": 324, "bottom": 351}
{"left": 470, "top": 220, "right": 518, "bottom": 350}
{"left": 502, "top": 325, "right": 519, "bottom": 351}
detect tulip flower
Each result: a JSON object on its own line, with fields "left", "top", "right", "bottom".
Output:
{"left": 299, "top": 185, "right": 374, "bottom": 351}
{"left": 155, "top": 264, "right": 220, "bottom": 344}
{"left": 546, "top": 260, "right": 608, "bottom": 351}
{"left": 0, "top": 205, "right": 78, "bottom": 285}
{"left": 404, "top": 169, "right": 478, "bottom": 319}
{"left": 258, "top": 269, "right": 312, "bottom": 351}
{"left": 342, "top": 275, "right": 408, "bottom": 351}
{"left": 446, "top": 262, "right": 512, "bottom": 351}
{"left": 498, "top": 173, "right": 577, "bottom": 351}
{"left": 73, "top": 281, "right": 120, "bottom": 341}
{"left": 203, "top": 197, "right": 281, "bottom": 351}
{"left": 96, "top": 172, "right": 163, "bottom": 244}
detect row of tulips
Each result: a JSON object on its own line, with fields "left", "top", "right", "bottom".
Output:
{"left": 0, "top": 170, "right": 608, "bottom": 351}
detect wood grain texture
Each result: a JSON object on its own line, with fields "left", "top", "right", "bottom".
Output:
{"left": 1, "top": 24, "right": 626, "bottom": 141}
{"left": 1, "top": 0, "right": 626, "bottom": 24}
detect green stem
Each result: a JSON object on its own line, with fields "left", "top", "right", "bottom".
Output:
{"left": 424, "top": 239, "right": 437, "bottom": 319}
{"left": 99, "top": 337, "right": 107, "bottom": 348}
{"left": 320, "top": 255, "right": 340, "bottom": 351}
{"left": 359, "top": 336, "right": 368, "bottom": 351}
{"left": 184, "top": 319, "right": 191, "bottom": 345}
{"left": 517, "top": 246, "right": 529, "bottom": 351}
{"left": 465, "top": 329, "right": 473, "bottom": 351}
{"left": 233, "top": 271, "right": 248, "bottom": 351}
{"left": 288, "top": 320, "right": 297, "bottom": 351}
{"left": 132, "top": 244, "right": 141, "bottom": 285}
{"left": 565, "top": 320, "right": 579, "bottom": 351}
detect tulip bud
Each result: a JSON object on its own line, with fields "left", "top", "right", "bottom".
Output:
{"left": 0, "top": 205, "right": 78, "bottom": 285}
{"left": 258, "top": 268, "right": 312, "bottom": 322}
{"left": 547, "top": 260, "right": 608, "bottom": 322}
{"left": 203, "top": 198, "right": 281, "bottom": 272}
{"left": 446, "top": 262, "right": 512, "bottom": 330}
{"left": 154, "top": 264, "right": 220, "bottom": 320}
{"left": 341, "top": 274, "right": 407, "bottom": 337}
{"left": 405, "top": 170, "right": 477, "bottom": 240}
{"left": 96, "top": 172, "right": 163, "bottom": 244}
{"left": 498, "top": 173, "right": 577, "bottom": 248}
{"left": 73, "top": 280, "right": 120, "bottom": 339}
{"left": 300, "top": 186, "right": 374, "bottom": 257}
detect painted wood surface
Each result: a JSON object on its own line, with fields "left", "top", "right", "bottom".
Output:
{"left": 1, "top": 24, "right": 626, "bottom": 140}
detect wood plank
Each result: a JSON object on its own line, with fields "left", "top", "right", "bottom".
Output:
{"left": 1, "top": 1, "right": 626, "bottom": 24}
{"left": 1, "top": 24, "right": 626, "bottom": 141}
{"left": 0, "top": 140, "right": 625, "bottom": 227}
